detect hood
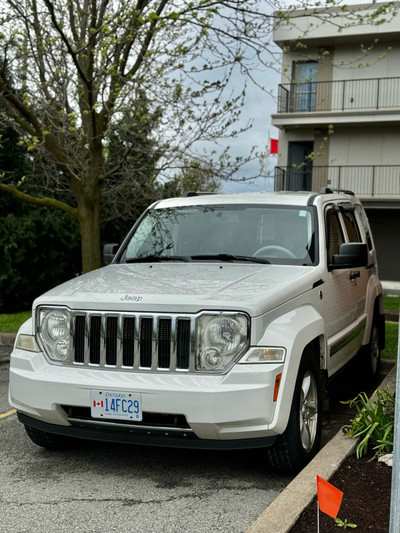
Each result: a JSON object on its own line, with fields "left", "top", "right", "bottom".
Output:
{"left": 34, "top": 263, "right": 321, "bottom": 316}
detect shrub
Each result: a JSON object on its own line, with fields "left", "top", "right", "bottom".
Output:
{"left": 342, "top": 388, "right": 395, "bottom": 459}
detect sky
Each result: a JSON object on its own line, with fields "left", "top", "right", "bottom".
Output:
{"left": 220, "top": 78, "right": 281, "bottom": 194}
{"left": 214, "top": 47, "right": 281, "bottom": 194}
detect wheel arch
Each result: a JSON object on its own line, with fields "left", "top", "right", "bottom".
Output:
{"left": 265, "top": 337, "right": 325, "bottom": 473}
{"left": 262, "top": 306, "right": 326, "bottom": 435}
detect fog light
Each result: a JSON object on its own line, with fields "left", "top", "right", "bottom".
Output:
{"left": 199, "top": 347, "right": 223, "bottom": 370}
{"left": 54, "top": 338, "right": 70, "bottom": 361}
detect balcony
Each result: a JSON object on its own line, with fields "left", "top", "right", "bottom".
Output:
{"left": 277, "top": 77, "right": 400, "bottom": 114}
{"left": 274, "top": 165, "right": 400, "bottom": 198}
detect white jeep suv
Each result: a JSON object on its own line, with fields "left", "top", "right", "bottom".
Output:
{"left": 9, "top": 189, "right": 384, "bottom": 472}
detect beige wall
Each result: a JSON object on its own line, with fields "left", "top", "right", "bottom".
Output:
{"left": 274, "top": 3, "right": 400, "bottom": 47}
{"left": 332, "top": 42, "right": 400, "bottom": 81}
{"left": 329, "top": 125, "right": 400, "bottom": 165}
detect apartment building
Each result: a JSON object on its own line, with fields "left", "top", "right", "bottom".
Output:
{"left": 271, "top": 2, "right": 400, "bottom": 281}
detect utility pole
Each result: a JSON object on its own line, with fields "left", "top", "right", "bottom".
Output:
{"left": 389, "top": 327, "right": 400, "bottom": 533}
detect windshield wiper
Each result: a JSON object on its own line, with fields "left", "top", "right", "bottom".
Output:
{"left": 191, "top": 254, "right": 270, "bottom": 264}
{"left": 126, "top": 255, "right": 189, "bottom": 263}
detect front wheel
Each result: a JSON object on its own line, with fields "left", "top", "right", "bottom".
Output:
{"left": 266, "top": 356, "right": 322, "bottom": 473}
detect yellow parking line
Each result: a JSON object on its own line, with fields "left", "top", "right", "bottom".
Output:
{"left": 0, "top": 408, "right": 16, "bottom": 419}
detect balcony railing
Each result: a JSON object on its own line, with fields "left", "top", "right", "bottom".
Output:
{"left": 277, "top": 77, "right": 400, "bottom": 113}
{"left": 275, "top": 166, "right": 400, "bottom": 197}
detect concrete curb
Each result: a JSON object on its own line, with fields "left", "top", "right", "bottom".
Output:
{"left": 246, "top": 362, "right": 397, "bottom": 533}
{"left": 0, "top": 333, "right": 16, "bottom": 365}
{"left": 0, "top": 332, "right": 16, "bottom": 347}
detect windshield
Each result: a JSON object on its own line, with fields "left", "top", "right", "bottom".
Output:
{"left": 122, "top": 204, "right": 317, "bottom": 265}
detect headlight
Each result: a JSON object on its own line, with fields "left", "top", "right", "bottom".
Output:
{"left": 196, "top": 313, "right": 249, "bottom": 372}
{"left": 38, "top": 308, "right": 72, "bottom": 362}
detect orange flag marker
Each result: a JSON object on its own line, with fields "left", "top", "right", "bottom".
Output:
{"left": 316, "top": 475, "right": 343, "bottom": 519}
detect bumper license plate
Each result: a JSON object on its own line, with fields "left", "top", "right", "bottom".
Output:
{"left": 91, "top": 390, "right": 142, "bottom": 421}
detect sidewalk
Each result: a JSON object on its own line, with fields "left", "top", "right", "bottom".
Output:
{"left": 382, "top": 280, "right": 400, "bottom": 296}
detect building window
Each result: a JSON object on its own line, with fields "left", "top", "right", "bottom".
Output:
{"left": 291, "top": 61, "right": 318, "bottom": 112}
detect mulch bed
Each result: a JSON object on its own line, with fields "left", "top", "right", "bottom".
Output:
{"left": 289, "top": 454, "right": 392, "bottom": 532}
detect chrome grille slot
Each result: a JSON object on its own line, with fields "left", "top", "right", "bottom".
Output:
{"left": 122, "top": 316, "right": 135, "bottom": 367}
{"left": 140, "top": 317, "right": 153, "bottom": 368}
{"left": 74, "top": 315, "right": 86, "bottom": 363}
{"left": 177, "top": 320, "right": 190, "bottom": 369}
{"left": 90, "top": 316, "right": 101, "bottom": 364}
{"left": 106, "top": 316, "right": 118, "bottom": 365}
{"left": 72, "top": 312, "right": 193, "bottom": 373}
{"left": 158, "top": 318, "right": 171, "bottom": 369}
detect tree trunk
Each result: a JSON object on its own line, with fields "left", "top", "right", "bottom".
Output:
{"left": 77, "top": 191, "right": 102, "bottom": 273}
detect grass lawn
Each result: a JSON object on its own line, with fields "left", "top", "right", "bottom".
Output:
{"left": 382, "top": 294, "right": 399, "bottom": 360}
{"left": 0, "top": 311, "right": 31, "bottom": 333}
{"left": 382, "top": 321, "right": 399, "bottom": 360}
{"left": 383, "top": 293, "right": 400, "bottom": 312}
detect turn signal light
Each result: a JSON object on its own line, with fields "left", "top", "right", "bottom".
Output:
{"left": 273, "top": 373, "right": 282, "bottom": 402}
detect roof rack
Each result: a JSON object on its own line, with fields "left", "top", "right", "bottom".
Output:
{"left": 317, "top": 187, "right": 355, "bottom": 196}
{"left": 183, "top": 191, "right": 220, "bottom": 197}
{"left": 307, "top": 187, "right": 355, "bottom": 206}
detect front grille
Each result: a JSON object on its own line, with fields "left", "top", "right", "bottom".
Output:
{"left": 71, "top": 312, "right": 195, "bottom": 372}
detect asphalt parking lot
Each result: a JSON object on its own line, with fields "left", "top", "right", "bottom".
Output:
{"left": 0, "top": 353, "right": 293, "bottom": 533}
{"left": 1, "top": 344, "right": 393, "bottom": 533}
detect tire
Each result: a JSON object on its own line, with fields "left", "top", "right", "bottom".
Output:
{"left": 363, "top": 313, "right": 383, "bottom": 384}
{"left": 24, "top": 424, "right": 73, "bottom": 450}
{"left": 266, "top": 355, "right": 322, "bottom": 474}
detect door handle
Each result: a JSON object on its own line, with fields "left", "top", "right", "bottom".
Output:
{"left": 349, "top": 270, "right": 360, "bottom": 281}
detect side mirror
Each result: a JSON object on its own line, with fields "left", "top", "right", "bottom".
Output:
{"left": 331, "top": 242, "right": 368, "bottom": 269}
{"left": 103, "top": 243, "right": 120, "bottom": 265}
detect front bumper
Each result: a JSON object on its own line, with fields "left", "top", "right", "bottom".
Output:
{"left": 18, "top": 413, "right": 277, "bottom": 450}
{"left": 9, "top": 347, "right": 284, "bottom": 448}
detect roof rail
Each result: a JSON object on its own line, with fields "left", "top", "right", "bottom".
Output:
{"left": 331, "top": 188, "right": 355, "bottom": 196}
{"left": 183, "top": 191, "right": 220, "bottom": 197}
{"left": 317, "top": 187, "right": 355, "bottom": 196}
{"left": 308, "top": 187, "right": 355, "bottom": 206}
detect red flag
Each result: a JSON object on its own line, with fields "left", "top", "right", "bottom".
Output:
{"left": 317, "top": 475, "right": 343, "bottom": 518}
{"left": 270, "top": 138, "right": 279, "bottom": 154}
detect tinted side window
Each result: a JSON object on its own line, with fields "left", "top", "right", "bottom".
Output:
{"left": 341, "top": 210, "right": 361, "bottom": 242}
{"left": 326, "top": 208, "right": 344, "bottom": 264}
{"left": 355, "top": 205, "right": 373, "bottom": 250}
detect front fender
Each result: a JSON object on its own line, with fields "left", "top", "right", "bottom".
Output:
{"left": 258, "top": 305, "right": 325, "bottom": 436}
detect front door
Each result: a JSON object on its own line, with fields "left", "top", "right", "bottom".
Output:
{"left": 323, "top": 205, "right": 368, "bottom": 376}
